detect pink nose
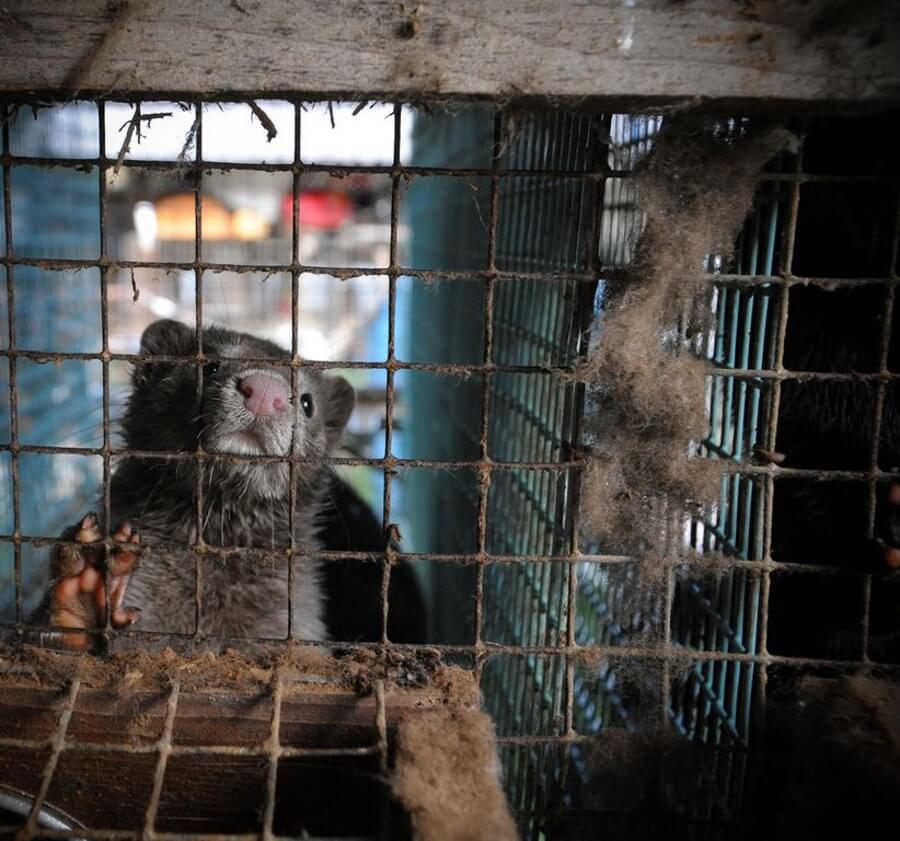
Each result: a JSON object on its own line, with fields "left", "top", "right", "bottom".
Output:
{"left": 239, "top": 373, "right": 288, "bottom": 417}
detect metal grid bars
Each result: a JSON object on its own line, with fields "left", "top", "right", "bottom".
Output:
{"left": 0, "top": 674, "right": 394, "bottom": 840}
{"left": 400, "top": 106, "right": 604, "bottom": 838}
{"left": 681, "top": 121, "right": 900, "bottom": 666}
{"left": 2, "top": 102, "right": 586, "bottom": 648}
{"left": 573, "top": 113, "right": 900, "bottom": 837}
{"left": 0, "top": 98, "right": 604, "bottom": 839}
{"left": 1, "top": 96, "right": 899, "bottom": 841}
{"left": 0, "top": 100, "right": 607, "bottom": 649}
{"left": 571, "top": 113, "right": 663, "bottom": 738}
{"left": 482, "top": 111, "right": 601, "bottom": 839}
{"left": 663, "top": 141, "right": 791, "bottom": 829}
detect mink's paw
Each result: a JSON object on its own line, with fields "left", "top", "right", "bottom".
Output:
{"left": 47, "top": 514, "right": 141, "bottom": 651}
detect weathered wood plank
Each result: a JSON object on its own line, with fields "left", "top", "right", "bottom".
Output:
{"left": 0, "top": 0, "right": 897, "bottom": 105}
{"left": 0, "top": 682, "right": 457, "bottom": 835}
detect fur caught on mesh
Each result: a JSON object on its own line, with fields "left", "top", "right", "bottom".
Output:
{"left": 579, "top": 115, "right": 797, "bottom": 578}
{"left": 391, "top": 708, "right": 519, "bottom": 841}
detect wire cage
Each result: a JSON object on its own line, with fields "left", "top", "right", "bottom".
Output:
{"left": 394, "top": 104, "right": 900, "bottom": 839}
{"left": 0, "top": 94, "right": 898, "bottom": 841}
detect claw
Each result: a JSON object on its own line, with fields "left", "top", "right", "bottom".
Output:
{"left": 76, "top": 512, "right": 102, "bottom": 544}
{"left": 110, "top": 525, "right": 140, "bottom": 576}
{"left": 111, "top": 605, "right": 141, "bottom": 627}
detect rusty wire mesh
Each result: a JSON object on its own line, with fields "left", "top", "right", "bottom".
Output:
{"left": 0, "top": 98, "right": 898, "bottom": 841}
{"left": 0, "top": 673, "right": 394, "bottom": 840}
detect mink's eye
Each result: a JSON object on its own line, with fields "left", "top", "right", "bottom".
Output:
{"left": 300, "top": 393, "right": 314, "bottom": 418}
{"left": 203, "top": 362, "right": 219, "bottom": 379}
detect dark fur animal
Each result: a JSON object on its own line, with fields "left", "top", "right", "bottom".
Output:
{"left": 767, "top": 111, "right": 900, "bottom": 664}
{"left": 37, "top": 319, "right": 426, "bottom": 648}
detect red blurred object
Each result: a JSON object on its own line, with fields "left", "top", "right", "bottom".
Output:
{"left": 281, "top": 189, "right": 354, "bottom": 231}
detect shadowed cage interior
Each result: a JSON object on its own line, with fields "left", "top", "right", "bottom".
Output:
{"left": 0, "top": 98, "right": 898, "bottom": 840}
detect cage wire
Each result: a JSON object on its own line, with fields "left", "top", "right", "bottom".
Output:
{"left": 401, "top": 104, "right": 900, "bottom": 840}
{"left": 0, "top": 96, "right": 898, "bottom": 841}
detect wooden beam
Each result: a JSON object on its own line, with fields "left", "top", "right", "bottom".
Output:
{"left": 0, "top": 0, "right": 897, "bottom": 106}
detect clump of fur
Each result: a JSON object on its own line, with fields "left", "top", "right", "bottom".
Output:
{"left": 579, "top": 116, "right": 796, "bottom": 578}
{"left": 391, "top": 708, "right": 519, "bottom": 841}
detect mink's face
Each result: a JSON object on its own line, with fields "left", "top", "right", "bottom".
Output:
{"left": 122, "top": 319, "right": 354, "bottom": 499}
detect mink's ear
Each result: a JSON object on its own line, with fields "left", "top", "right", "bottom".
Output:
{"left": 139, "top": 319, "right": 195, "bottom": 356}
{"left": 322, "top": 376, "right": 355, "bottom": 449}
{"left": 134, "top": 320, "right": 196, "bottom": 387}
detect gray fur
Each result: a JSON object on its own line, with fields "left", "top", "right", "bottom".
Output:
{"left": 106, "top": 319, "right": 354, "bottom": 642}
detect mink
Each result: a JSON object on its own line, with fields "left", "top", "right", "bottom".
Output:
{"left": 767, "top": 110, "right": 900, "bottom": 664}
{"left": 36, "top": 318, "right": 426, "bottom": 649}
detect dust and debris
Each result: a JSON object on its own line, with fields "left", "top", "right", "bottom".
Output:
{"left": 248, "top": 100, "right": 278, "bottom": 142}
{"left": 177, "top": 110, "right": 200, "bottom": 164}
{"left": 578, "top": 115, "right": 797, "bottom": 582}
{"left": 350, "top": 646, "right": 424, "bottom": 692}
{"left": 0, "top": 642, "right": 275, "bottom": 691}
{"left": 391, "top": 708, "right": 519, "bottom": 841}
{"left": 112, "top": 105, "right": 173, "bottom": 177}
{"left": 0, "top": 641, "right": 478, "bottom": 712}
{"left": 331, "top": 646, "right": 478, "bottom": 704}
{"left": 130, "top": 268, "right": 140, "bottom": 303}
{"left": 387, "top": 522, "right": 403, "bottom": 547}
{"left": 752, "top": 445, "right": 785, "bottom": 465}
{"left": 396, "top": 3, "right": 423, "bottom": 40}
